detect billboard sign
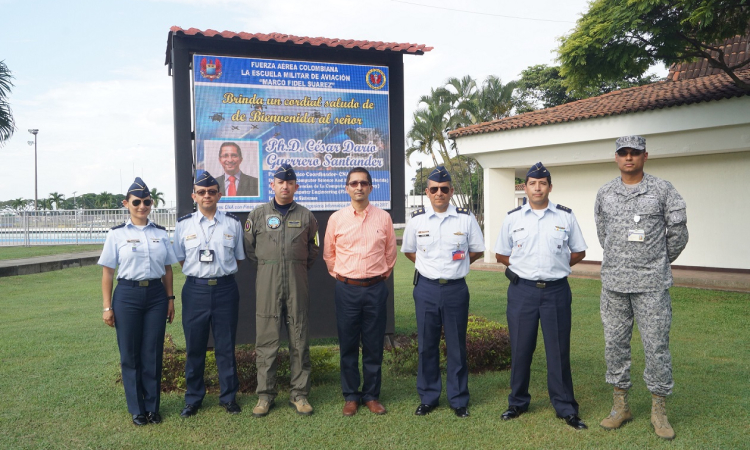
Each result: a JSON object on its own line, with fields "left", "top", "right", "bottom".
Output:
{"left": 193, "top": 54, "right": 391, "bottom": 211}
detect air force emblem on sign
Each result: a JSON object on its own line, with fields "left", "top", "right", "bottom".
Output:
{"left": 366, "top": 68, "right": 386, "bottom": 90}
{"left": 199, "top": 57, "right": 223, "bottom": 81}
{"left": 267, "top": 216, "right": 281, "bottom": 229}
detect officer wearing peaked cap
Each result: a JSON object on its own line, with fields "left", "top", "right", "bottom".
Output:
{"left": 244, "top": 163, "right": 319, "bottom": 417}
{"left": 99, "top": 177, "right": 178, "bottom": 426}
{"left": 402, "top": 165, "right": 485, "bottom": 418}
{"left": 495, "top": 162, "right": 588, "bottom": 430}
{"left": 172, "top": 171, "right": 245, "bottom": 417}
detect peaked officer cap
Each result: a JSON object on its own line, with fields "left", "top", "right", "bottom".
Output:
{"left": 127, "top": 177, "right": 150, "bottom": 198}
{"left": 427, "top": 165, "right": 451, "bottom": 182}
{"left": 274, "top": 164, "right": 297, "bottom": 181}
{"left": 194, "top": 171, "right": 219, "bottom": 187}
{"left": 615, "top": 135, "right": 646, "bottom": 152}
{"left": 526, "top": 162, "right": 550, "bottom": 179}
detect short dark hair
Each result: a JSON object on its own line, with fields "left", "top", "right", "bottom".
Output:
{"left": 346, "top": 167, "right": 372, "bottom": 185}
{"left": 525, "top": 175, "right": 552, "bottom": 185}
{"left": 219, "top": 142, "right": 243, "bottom": 159}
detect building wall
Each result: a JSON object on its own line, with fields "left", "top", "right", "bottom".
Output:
{"left": 484, "top": 151, "right": 750, "bottom": 269}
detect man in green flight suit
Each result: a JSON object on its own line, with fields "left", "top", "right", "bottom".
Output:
{"left": 244, "top": 164, "right": 319, "bottom": 417}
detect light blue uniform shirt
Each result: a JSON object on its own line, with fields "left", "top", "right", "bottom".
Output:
{"left": 402, "top": 204, "right": 485, "bottom": 280}
{"left": 494, "top": 201, "right": 587, "bottom": 281}
{"left": 173, "top": 209, "right": 245, "bottom": 278}
{"left": 98, "top": 218, "right": 178, "bottom": 280}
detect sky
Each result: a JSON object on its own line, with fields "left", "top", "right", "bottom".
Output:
{"left": 0, "top": 0, "right": 645, "bottom": 207}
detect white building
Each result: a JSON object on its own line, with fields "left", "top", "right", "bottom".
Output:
{"left": 450, "top": 61, "right": 750, "bottom": 270}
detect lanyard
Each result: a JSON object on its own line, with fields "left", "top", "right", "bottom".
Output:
{"left": 199, "top": 218, "right": 218, "bottom": 249}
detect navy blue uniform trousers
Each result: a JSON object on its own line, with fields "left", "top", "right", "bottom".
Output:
{"left": 181, "top": 279, "right": 239, "bottom": 405}
{"left": 334, "top": 280, "right": 388, "bottom": 402}
{"left": 112, "top": 281, "right": 168, "bottom": 415}
{"left": 414, "top": 275, "right": 470, "bottom": 408}
{"left": 506, "top": 278, "right": 578, "bottom": 417}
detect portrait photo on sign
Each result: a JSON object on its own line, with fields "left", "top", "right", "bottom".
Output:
{"left": 203, "top": 140, "right": 262, "bottom": 199}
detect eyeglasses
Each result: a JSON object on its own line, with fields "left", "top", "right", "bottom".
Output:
{"left": 428, "top": 186, "right": 450, "bottom": 194}
{"left": 347, "top": 180, "right": 370, "bottom": 187}
{"left": 616, "top": 149, "right": 645, "bottom": 157}
{"left": 195, "top": 189, "right": 219, "bottom": 196}
{"left": 130, "top": 199, "right": 152, "bottom": 207}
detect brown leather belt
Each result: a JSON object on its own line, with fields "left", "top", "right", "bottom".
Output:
{"left": 336, "top": 274, "right": 386, "bottom": 287}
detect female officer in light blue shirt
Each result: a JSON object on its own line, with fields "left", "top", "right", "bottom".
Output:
{"left": 99, "top": 177, "right": 178, "bottom": 426}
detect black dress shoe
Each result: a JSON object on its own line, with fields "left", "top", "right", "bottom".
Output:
{"left": 220, "top": 400, "right": 242, "bottom": 414}
{"left": 501, "top": 406, "right": 525, "bottom": 420}
{"left": 414, "top": 404, "right": 437, "bottom": 416}
{"left": 559, "top": 414, "right": 588, "bottom": 430}
{"left": 453, "top": 407, "right": 470, "bottom": 418}
{"left": 132, "top": 414, "right": 148, "bottom": 426}
{"left": 180, "top": 404, "right": 200, "bottom": 418}
{"left": 145, "top": 411, "right": 162, "bottom": 424}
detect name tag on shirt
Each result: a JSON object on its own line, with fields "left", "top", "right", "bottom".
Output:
{"left": 417, "top": 231, "right": 430, "bottom": 237}
{"left": 288, "top": 220, "right": 301, "bottom": 228}
{"left": 224, "top": 234, "right": 234, "bottom": 240}
{"left": 185, "top": 234, "right": 197, "bottom": 241}
{"left": 127, "top": 239, "right": 140, "bottom": 243}
{"left": 628, "top": 229, "right": 645, "bottom": 242}
{"left": 199, "top": 249, "right": 215, "bottom": 262}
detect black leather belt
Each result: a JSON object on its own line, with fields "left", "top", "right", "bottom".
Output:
{"left": 186, "top": 275, "right": 235, "bottom": 286}
{"left": 519, "top": 277, "right": 567, "bottom": 289}
{"left": 336, "top": 274, "right": 386, "bottom": 287}
{"left": 117, "top": 278, "right": 161, "bottom": 287}
{"left": 418, "top": 274, "right": 465, "bottom": 285}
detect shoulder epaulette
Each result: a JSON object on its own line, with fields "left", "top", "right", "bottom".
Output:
{"left": 456, "top": 207, "right": 470, "bottom": 215}
{"left": 111, "top": 222, "right": 126, "bottom": 230}
{"left": 152, "top": 223, "right": 166, "bottom": 231}
{"left": 556, "top": 204, "right": 572, "bottom": 213}
{"left": 411, "top": 207, "right": 425, "bottom": 218}
{"left": 178, "top": 213, "right": 192, "bottom": 222}
{"left": 225, "top": 212, "right": 241, "bottom": 222}
{"left": 507, "top": 206, "right": 522, "bottom": 215}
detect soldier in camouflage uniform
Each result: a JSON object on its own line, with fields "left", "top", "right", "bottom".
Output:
{"left": 244, "top": 164, "right": 319, "bottom": 417}
{"left": 594, "top": 135, "right": 688, "bottom": 440}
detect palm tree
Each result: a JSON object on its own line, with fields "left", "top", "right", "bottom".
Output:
{"left": 96, "top": 192, "right": 114, "bottom": 209}
{"left": 150, "top": 187, "right": 164, "bottom": 208}
{"left": 11, "top": 197, "right": 26, "bottom": 212}
{"left": 38, "top": 198, "right": 52, "bottom": 210}
{"left": 49, "top": 192, "right": 65, "bottom": 210}
{"left": 477, "top": 76, "right": 519, "bottom": 121}
{"left": 0, "top": 60, "right": 14, "bottom": 144}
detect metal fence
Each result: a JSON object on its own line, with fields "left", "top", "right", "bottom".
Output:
{"left": 0, "top": 209, "right": 177, "bottom": 246}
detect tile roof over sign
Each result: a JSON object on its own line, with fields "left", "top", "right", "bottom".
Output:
{"left": 449, "top": 69, "right": 750, "bottom": 138}
{"left": 167, "top": 27, "right": 433, "bottom": 55}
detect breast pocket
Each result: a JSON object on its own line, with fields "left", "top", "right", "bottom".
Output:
{"left": 183, "top": 237, "right": 201, "bottom": 260}
{"left": 222, "top": 238, "right": 236, "bottom": 262}
{"left": 444, "top": 234, "right": 468, "bottom": 252}
{"left": 117, "top": 240, "right": 146, "bottom": 265}
{"left": 289, "top": 226, "right": 308, "bottom": 261}
{"left": 511, "top": 229, "right": 529, "bottom": 253}
{"left": 549, "top": 229, "right": 567, "bottom": 254}
{"left": 416, "top": 234, "right": 434, "bottom": 253}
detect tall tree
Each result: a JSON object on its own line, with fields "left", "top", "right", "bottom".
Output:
{"left": 558, "top": 0, "right": 750, "bottom": 92}
{"left": 149, "top": 187, "right": 164, "bottom": 208}
{"left": 96, "top": 192, "right": 114, "bottom": 209}
{"left": 49, "top": 192, "right": 65, "bottom": 210}
{"left": 11, "top": 197, "right": 27, "bottom": 212}
{"left": 0, "top": 60, "right": 15, "bottom": 144}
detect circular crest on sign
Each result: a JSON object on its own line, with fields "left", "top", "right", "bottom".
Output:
{"left": 366, "top": 68, "right": 386, "bottom": 90}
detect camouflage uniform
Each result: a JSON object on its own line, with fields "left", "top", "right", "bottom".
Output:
{"left": 594, "top": 173, "right": 688, "bottom": 396}
{"left": 244, "top": 200, "right": 319, "bottom": 402}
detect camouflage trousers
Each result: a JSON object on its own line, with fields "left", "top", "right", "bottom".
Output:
{"left": 600, "top": 289, "right": 673, "bottom": 396}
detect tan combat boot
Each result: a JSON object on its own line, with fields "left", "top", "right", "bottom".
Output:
{"left": 600, "top": 387, "right": 633, "bottom": 430}
{"left": 651, "top": 394, "right": 676, "bottom": 440}
{"left": 252, "top": 398, "right": 274, "bottom": 418}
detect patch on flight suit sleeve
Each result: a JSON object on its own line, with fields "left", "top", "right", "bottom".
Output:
{"left": 411, "top": 207, "right": 425, "bottom": 218}
{"left": 456, "top": 207, "right": 470, "bottom": 215}
{"left": 244, "top": 218, "right": 252, "bottom": 233}
{"left": 507, "top": 206, "right": 522, "bottom": 215}
{"left": 556, "top": 204, "right": 572, "bottom": 213}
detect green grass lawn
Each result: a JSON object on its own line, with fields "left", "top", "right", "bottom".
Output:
{"left": 0, "top": 252, "right": 747, "bottom": 449}
{"left": 0, "top": 244, "right": 103, "bottom": 260}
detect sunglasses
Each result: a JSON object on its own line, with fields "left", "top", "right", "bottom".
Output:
{"left": 347, "top": 180, "right": 370, "bottom": 187}
{"left": 130, "top": 199, "right": 152, "bottom": 207}
{"left": 195, "top": 189, "right": 219, "bottom": 196}
{"left": 428, "top": 186, "right": 450, "bottom": 194}
{"left": 615, "top": 149, "right": 645, "bottom": 157}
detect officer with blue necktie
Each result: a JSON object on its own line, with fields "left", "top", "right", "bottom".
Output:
{"left": 173, "top": 171, "right": 245, "bottom": 417}
{"left": 99, "top": 177, "right": 178, "bottom": 426}
{"left": 402, "top": 166, "right": 485, "bottom": 418}
{"left": 495, "top": 162, "right": 588, "bottom": 430}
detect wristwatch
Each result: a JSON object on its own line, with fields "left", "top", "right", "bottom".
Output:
{"left": 103, "top": 307, "right": 113, "bottom": 312}
{"left": 167, "top": 296, "right": 176, "bottom": 300}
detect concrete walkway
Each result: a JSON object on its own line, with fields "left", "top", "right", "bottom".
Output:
{"left": 1, "top": 250, "right": 748, "bottom": 293}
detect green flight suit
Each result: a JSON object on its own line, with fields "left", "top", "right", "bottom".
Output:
{"left": 244, "top": 200, "right": 319, "bottom": 402}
